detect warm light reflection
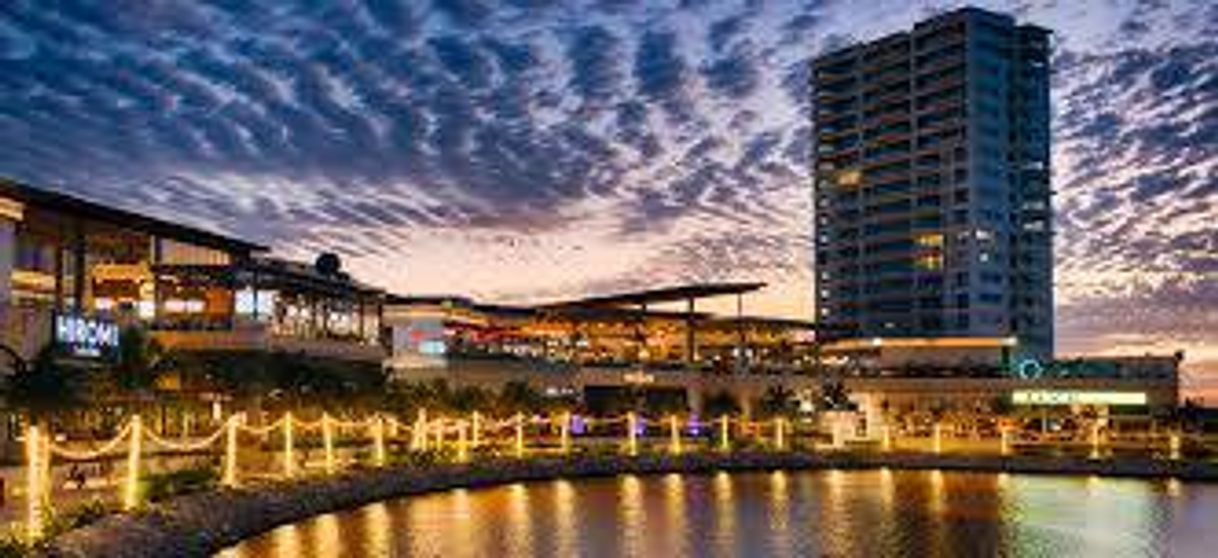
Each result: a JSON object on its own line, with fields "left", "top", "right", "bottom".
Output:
{"left": 663, "top": 474, "right": 687, "bottom": 555}
{"left": 620, "top": 475, "right": 644, "bottom": 556}
{"left": 361, "top": 503, "right": 392, "bottom": 557}
{"left": 312, "top": 513, "right": 341, "bottom": 556}
{"left": 553, "top": 480, "right": 577, "bottom": 556}
{"left": 506, "top": 483, "right": 534, "bottom": 555}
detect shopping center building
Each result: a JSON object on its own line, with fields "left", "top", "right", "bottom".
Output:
{"left": 0, "top": 179, "right": 386, "bottom": 365}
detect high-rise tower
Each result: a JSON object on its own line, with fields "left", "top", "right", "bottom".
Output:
{"left": 812, "top": 7, "right": 1053, "bottom": 363}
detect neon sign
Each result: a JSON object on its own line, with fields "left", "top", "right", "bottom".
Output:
{"left": 54, "top": 313, "right": 119, "bottom": 358}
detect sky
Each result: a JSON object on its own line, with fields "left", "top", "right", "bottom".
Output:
{"left": 0, "top": 1, "right": 1214, "bottom": 399}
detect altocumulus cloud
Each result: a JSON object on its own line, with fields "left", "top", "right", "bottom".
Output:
{"left": 0, "top": 0, "right": 1215, "bottom": 387}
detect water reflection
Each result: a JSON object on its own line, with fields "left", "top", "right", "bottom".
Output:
{"left": 221, "top": 471, "right": 1218, "bottom": 558}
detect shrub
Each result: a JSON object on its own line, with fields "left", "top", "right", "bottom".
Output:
{"left": 142, "top": 466, "right": 218, "bottom": 502}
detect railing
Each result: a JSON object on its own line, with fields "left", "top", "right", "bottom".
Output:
{"left": 11, "top": 411, "right": 1218, "bottom": 543}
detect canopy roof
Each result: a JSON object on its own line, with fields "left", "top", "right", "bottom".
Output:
{"left": 539, "top": 282, "right": 767, "bottom": 308}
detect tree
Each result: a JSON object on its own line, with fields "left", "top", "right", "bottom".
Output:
{"left": 758, "top": 385, "right": 798, "bottom": 418}
{"left": 497, "top": 381, "right": 543, "bottom": 415}
{"left": 5, "top": 345, "right": 86, "bottom": 427}
{"left": 820, "top": 380, "right": 854, "bottom": 411}
{"left": 110, "top": 326, "right": 171, "bottom": 406}
{"left": 703, "top": 390, "right": 741, "bottom": 418}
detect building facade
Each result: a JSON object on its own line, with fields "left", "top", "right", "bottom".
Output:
{"left": 812, "top": 7, "right": 1053, "bottom": 363}
{"left": 0, "top": 179, "right": 386, "bottom": 365}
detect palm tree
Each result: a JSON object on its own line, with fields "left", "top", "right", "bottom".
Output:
{"left": 758, "top": 385, "right": 798, "bottom": 418}
{"left": 703, "top": 390, "right": 741, "bottom": 418}
{"left": 5, "top": 345, "right": 86, "bottom": 430}
{"left": 110, "top": 327, "right": 170, "bottom": 404}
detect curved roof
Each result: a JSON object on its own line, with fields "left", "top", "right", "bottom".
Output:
{"left": 539, "top": 282, "right": 767, "bottom": 308}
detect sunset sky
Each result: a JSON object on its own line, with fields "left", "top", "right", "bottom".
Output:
{"left": 0, "top": 0, "right": 1214, "bottom": 399}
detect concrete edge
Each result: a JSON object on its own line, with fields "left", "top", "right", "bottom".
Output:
{"left": 39, "top": 452, "right": 1218, "bottom": 558}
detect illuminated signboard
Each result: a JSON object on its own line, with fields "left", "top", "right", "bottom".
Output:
{"left": 54, "top": 313, "right": 120, "bottom": 358}
{"left": 1011, "top": 390, "right": 1147, "bottom": 407}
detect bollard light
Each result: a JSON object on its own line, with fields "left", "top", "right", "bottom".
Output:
{"left": 719, "top": 416, "right": 730, "bottom": 452}
{"left": 669, "top": 415, "right": 682, "bottom": 455}
{"left": 627, "top": 412, "right": 639, "bottom": 456}
{"left": 1000, "top": 426, "right": 1010, "bottom": 456}
{"left": 1089, "top": 422, "right": 1100, "bottom": 460}
{"left": 775, "top": 417, "right": 786, "bottom": 451}
{"left": 458, "top": 421, "right": 470, "bottom": 462}
{"left": 560, "top": 411, "right": 571, "bottom": 455}
{"left": 882, "top": 424, "right": 893, "bottom": 452}
{"left": 932, "top": 423, "right": 942, "bottom": 455}
{"left": 224, "top": 415, "right": 239, "bottom": 487}
{"left": 284, "top": 412, "right": 296, "bottom": 478}
{"left": 323, "top": 414, "right": 336, "bottom": 474}
{"left": 515, "top": 413, "right": 525, "bottom": 459}
{"left": 373, "top": 416, "right": 386, "bottom": 467}
{"left": 1170, "top": 433, "right": 1181, "bottom": 461}
{"left": 124, "top": 416, "right": 143, "bottom": 510}
{"left": 25, "top": 424, "right": 44, "bottom": 540}
{"left": 472, "top": 411, "right": 481, "bottom": 449}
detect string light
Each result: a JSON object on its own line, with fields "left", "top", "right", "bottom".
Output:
{"left": 669, "top": 415, "right": 682, "bottom": 455}
{"left": 560, "top": 411, "right": 571, "bottom": 455}
{"left": 373, "top": 416, "right": 386, "bottom": 467}
{"left": 457, "top": 421, "right": 469, "bottom": 462}
{"left": 627, "top": 412, "right": 638, "bottom": 456}
{"left": 284, "top": 412, "right": 296, "bottom": 478}
{"left": 224, "top": 415, "right": 239, "bottom": 487}
{"left": 514, "top": 413, "right": 525, "bottom": 459}
{"left": 472, "top": 411, "right": 481, "bottom": 449}
{"left": 25, "top": 424, "right": 44, "bottom": 540}
{"left": 123, "top": 416, "right": 143, "bottom": 510}
{"left": 323, "top": 413, "right": 336, "bottom": 474}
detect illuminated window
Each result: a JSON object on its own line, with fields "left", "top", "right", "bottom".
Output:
{"left": 915, "top": 254, "right": 943, "bottom": 270}
{"left": 836, "top": 169, "right": 862, "bottom": 188}
{"left": 915, "top": 233, "right": 944, "bottom": 248}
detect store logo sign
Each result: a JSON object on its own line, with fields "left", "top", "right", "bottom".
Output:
{"left": 54, "top": 313, "right": 119, "bottom": 357}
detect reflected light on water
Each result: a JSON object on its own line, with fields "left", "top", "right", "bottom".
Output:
{"left": 712, "top": 471, "right": 736, "bottom": 554}
{"left": 663, "top": 474, "right": 688, "bottom": 556}
{"left": 619, "top": 475, "right": 644, "bottom": 557}
{"left": 360, "top": 503, "right": 391, "bottom": 558}
{"left": 767, "top": 470, "right": 792, "bottom": 557}
{"left": 220, "top": 470, "right": 1218, "bottom": 558}
{"left": 552, "top": 480, "right": 577, "bottom": 556}
{"left": 505, "top": 483, "right": 534, "bottom": 556}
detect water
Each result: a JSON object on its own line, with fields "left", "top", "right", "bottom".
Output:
{"left": 219, "top": 470, "right": 1218, "bottom": 557}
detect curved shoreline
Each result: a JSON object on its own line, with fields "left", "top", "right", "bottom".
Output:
{"left": 41, "top": 453, "right": 1218, "bottom": 558}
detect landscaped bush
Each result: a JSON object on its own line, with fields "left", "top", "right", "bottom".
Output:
{"left": 143, "top": 466, "right": 219, "bottom": 502}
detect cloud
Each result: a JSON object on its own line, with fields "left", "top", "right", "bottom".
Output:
{"left": 0, "top": 0, "right": 1213, "bottom": 381}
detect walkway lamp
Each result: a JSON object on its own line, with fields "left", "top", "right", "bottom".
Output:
{"left": 283, "top": 412, "right": 296, "bottom": 478}
{"left": 560, "top": 411, "right": 571, "bottom": 455}
{"left": 669, "top": 415, "right": 682, "bottom": 455}
{"left": 123, "top": 416, "right": 143, "bottom": 510}
{"left": 627, "top": 412, "right": 639, "bottom": 456}
{"left": 718, "top": 416, "right": 730, "bottom": 452}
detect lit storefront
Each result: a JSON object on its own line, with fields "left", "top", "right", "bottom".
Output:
{"left": 0, "top": 179, "right": 385, "bottom": 363}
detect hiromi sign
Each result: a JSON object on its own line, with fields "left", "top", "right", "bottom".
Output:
{"left": 54, "top": 313, "right": 119, "bottom": 358}
{"left": 1011, "top": 390, "right": 1147, "bottom": 407}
